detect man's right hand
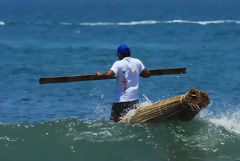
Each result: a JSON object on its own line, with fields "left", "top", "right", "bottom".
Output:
{"left": 95, "top": 72, "right": 103, "bottom": 76}
{"left": 95, "top": 70, "right": 115, "bottom": 78}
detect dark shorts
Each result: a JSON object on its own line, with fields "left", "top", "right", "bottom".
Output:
{"left": 110, "top": 100, "right": 139, "bottom": 122}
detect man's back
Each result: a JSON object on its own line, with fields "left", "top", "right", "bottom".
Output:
{"left": 111, "top": 57, "right": 145, "bottom": 103}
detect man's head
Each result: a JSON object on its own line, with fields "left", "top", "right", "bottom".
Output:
{"left": 117, "top": 44, "right": 131, "bottom": 60}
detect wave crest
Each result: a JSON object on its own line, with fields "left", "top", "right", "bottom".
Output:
{"left": 79, "top": 22, "right": 115, "bottom": 26}
{"left": 209, "top": 111, "right": 240, "bottom": 135}
{"left": 200, "top": 107, "right": 240, "bottom": 135}
{"left": 118, "top": 20, "right": 158, "bottom": 25}
{"left": 0, "top": 21, "right": 5, "bottom": 25}
{"left": 3, "top": 19, "right": 240, "bottom": 27}
{"left": 76, "top": 19, "right": 240, "bottom": 26}
{"left": 164, "top": 19, "right": 240, "bottom": 25}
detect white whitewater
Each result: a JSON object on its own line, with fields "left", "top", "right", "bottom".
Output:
{"left": 0, "top": 21, "right": 5, "bottom": 25}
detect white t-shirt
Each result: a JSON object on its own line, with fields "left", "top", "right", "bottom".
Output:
{"left": 110, "top": 57, "right": 145, "bottom": 103}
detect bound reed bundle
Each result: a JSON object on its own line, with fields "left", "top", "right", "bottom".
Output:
{"left": 121, "top": 89, "right": 210, "bottom": 124}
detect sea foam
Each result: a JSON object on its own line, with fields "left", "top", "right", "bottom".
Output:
{"left": 0, "top": 21, "right": 5, "bottom": 25}
{"left": 118, "top": 20, "right": 158, "bottom": 26}
{"left": 199, "top": 105, "right": 240, "bottom": 135}
{"left": 77, "top": 19, "right": 240, "bottom": 26}
{"left": 60, "top": 22, "right": 73, "bottom": 25}
{"left": 163, "top": 19, "right": 240, "bottom": 25}
{"left": 1, "top": 19, "right": 240, "bottom": 27}
{"left": 79, "top": 22, "right": 115, "bottom": 26}
{"left": 209, "top": 111, "right": 240, "bottom": 135}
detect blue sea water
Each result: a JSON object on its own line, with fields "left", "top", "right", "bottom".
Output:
{"left": 0, "top": 0, "right": 240, "bottom": 160}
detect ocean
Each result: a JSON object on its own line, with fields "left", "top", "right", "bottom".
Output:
{"left": 0, "top": 0, "right": 240, "bottom": 160}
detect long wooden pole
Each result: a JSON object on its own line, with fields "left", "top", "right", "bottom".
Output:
{"left": 39, "top": 67, "right": 186, "bottom": 84}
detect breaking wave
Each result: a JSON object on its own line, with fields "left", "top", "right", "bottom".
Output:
{"left": 199, "top": 106, "right": 240, "bottom": 135}
{"left": 79, "top": 20, "right": 158, "bottom": 26}
{"left": 208, "top": 111, "right": 240, "bottom": 135}
{"left": 76, "top": 19, "right": 240, "bottom": 26}
{"left": 3, "top": 19, "right": 240, "bottom": 27}
{"left": 0, "top": 112, "right": 239, "bottom": 161}
{"left": 163, "top": 19, "right": 240, "bottom": 25}
{"left": 0, "top": 21, "right": 5, "bottom": 25}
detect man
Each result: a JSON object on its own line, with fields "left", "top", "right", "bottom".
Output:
{"left": 96, "top": 44, "right": 150, "bottom": 122}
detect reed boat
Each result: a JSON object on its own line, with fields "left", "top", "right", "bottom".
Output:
{"left": 120, "top": 88, "right": 210, "bottom": 124}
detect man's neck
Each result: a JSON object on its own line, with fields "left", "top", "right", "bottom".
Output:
{"left": 120, "top": 56, "right": 131, "bottom": 60}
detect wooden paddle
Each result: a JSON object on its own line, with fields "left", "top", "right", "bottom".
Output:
{"left": 39, "top": 67, "right": 186, "bottom": 84}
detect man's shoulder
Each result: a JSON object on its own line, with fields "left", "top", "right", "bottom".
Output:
{"left": 111, "top": 60, "right": 122, "bottom": 68}
{"left": 130, "top": 57, "right": 143, "bottom": 64}
{"left": 114, "top": 57, "right": 143, "bottom": 65}
{"left": 113, "top": 60, "right": 122, "bottom": 65}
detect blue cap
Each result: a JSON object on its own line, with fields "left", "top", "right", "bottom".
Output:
{"left": 117, "top": 44, "right": 131, "bottom": 55}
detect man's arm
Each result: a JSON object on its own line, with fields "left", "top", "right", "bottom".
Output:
{"left": 95, "top": 70, "right": 115, "bottom": 77}
{"left": 140, "top": 68, "right": 150, "bottom": 78}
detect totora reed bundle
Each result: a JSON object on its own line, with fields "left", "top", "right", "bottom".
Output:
{"left": 121, "top": 89, "right": 210, "bottom": 124}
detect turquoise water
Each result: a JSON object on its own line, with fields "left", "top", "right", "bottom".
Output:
{"left": 0, "top": 118, "right": 240, "bottom": 161}
{"left": 0, "top": 0, "right": 240, "bottom": 160}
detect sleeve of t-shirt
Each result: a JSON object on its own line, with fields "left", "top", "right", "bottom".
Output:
{"left": 137, "top": 59, "right": 145, "bottom": 73}
{"left": 110, "top": 61, "right": 120, "bottom": 76}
